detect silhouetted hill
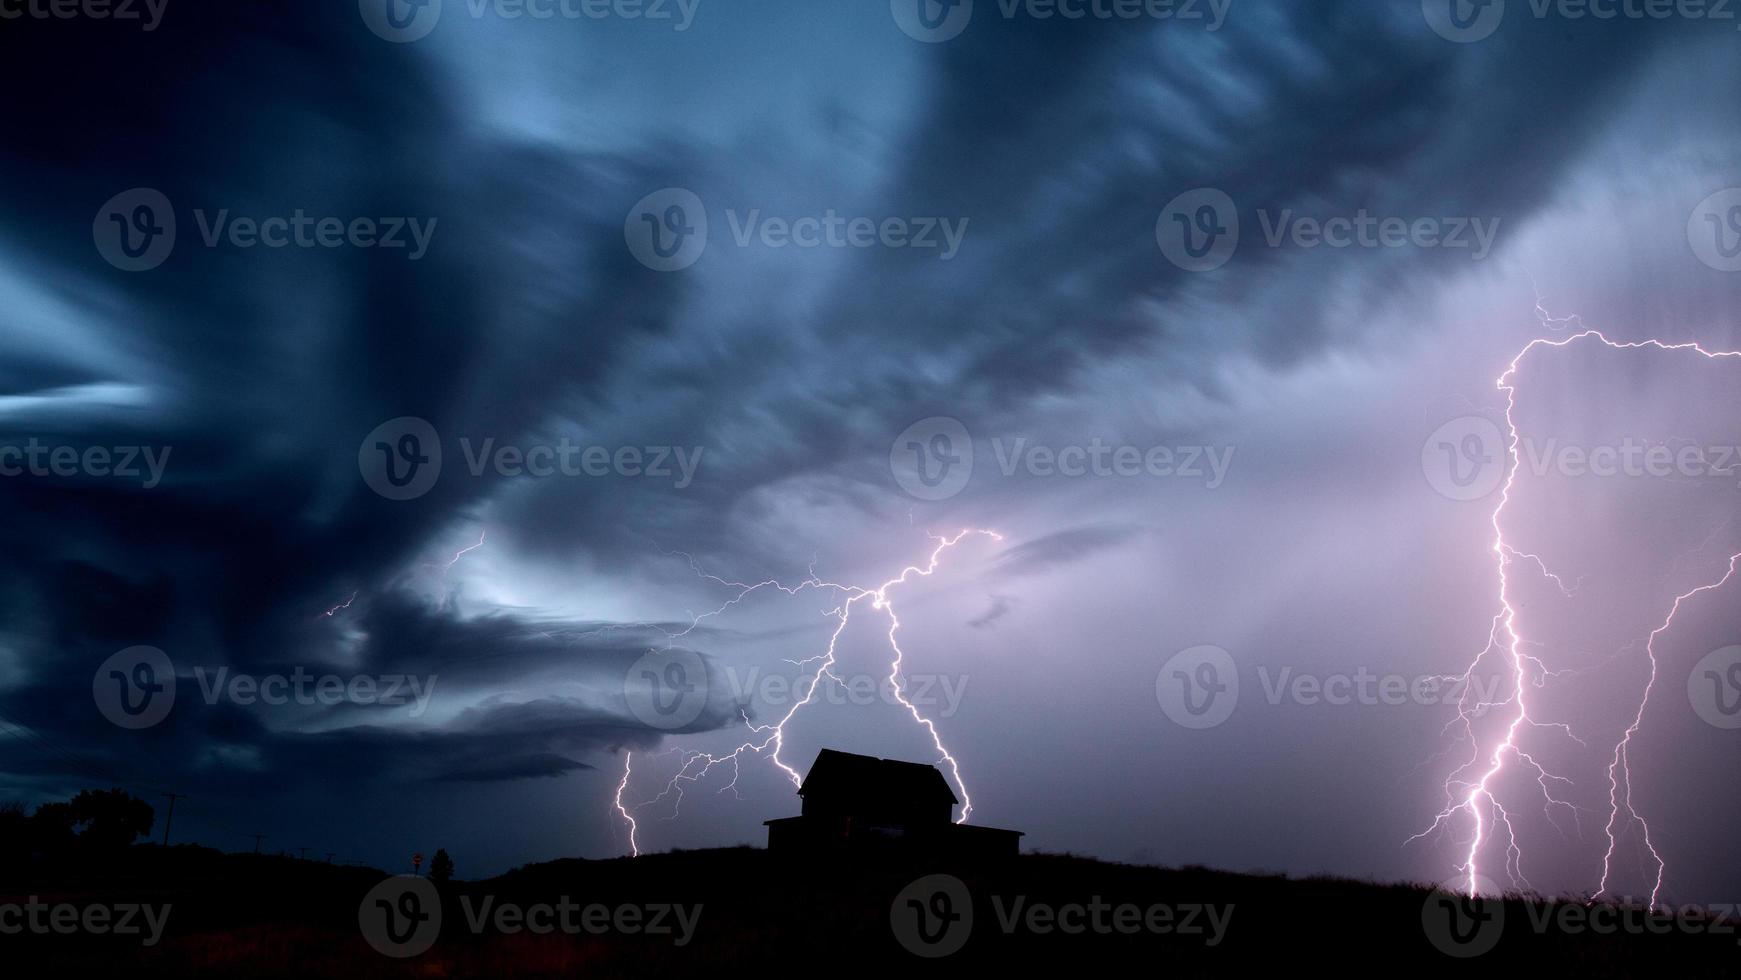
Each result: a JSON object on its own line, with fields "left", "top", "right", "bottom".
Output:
{"left": 5, "top": 845, "right": 1737, "bottom": 977}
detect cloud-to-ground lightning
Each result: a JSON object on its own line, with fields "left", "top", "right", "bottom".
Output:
{"left": 1415, "top": 323, "right": 1741, "bottom": 907}
{"left": 612, "top": 529, "right": 1001, "bottom": 856}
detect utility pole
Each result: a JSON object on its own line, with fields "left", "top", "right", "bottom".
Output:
{"left": 325, "top": 853, "right": 335, "bottom": 864}
{"left": 297, "top": 847, "right": 310, "bottom": 861}
{"left": 250, "top": 834, "right": 266, "bottom": 854}
{"left": 160, "top": 793, "right": 186, "bottom": 847}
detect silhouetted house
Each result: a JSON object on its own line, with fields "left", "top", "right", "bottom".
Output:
{"left": 764, "top": 749, "right": 1023, "bottom": 859}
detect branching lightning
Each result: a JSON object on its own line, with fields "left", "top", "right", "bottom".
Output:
{"left": 1415, "top": 322, "right": 1741, "bottom": 907}
{"left": 612, "top": 528, "right": 1001, "bottom": 856}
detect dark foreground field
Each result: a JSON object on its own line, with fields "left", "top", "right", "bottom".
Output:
{"left": 5, "top": 844, "right": 1739, "bottom": 977}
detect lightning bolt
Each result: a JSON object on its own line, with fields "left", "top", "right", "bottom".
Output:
{"left": 612, "top": 528, "right": 1001, "bottom": 856}
{"left": 424, "top": 528, "right": 487, "bottom": 578}
{"left": 316, "top": 528, "right": 487, "bottom": 621}
{"left": 1415, "top": 322, "right": 1741, "bottom": 907}
{"left": 320, "top": 590, "right": 358, "bottom": 619}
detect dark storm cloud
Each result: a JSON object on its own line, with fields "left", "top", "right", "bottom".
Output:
{"left": 0, "top": 2, "right": 734, "bottom": 799}
{"left": 967, "top": 594, "right": 1018, "bottom": 629}
{"left": 0, "top": 0, "right": 1717, "bottom": 873}
{"left": 498, "top": 5, "right": 1677, "bottom": 573}
{"left": 994, "top": 524, "right": 1146, "bottom": 576}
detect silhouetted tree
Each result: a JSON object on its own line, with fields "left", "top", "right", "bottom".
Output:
{"left": 67, "top": 789, "right": 154, "bottom": 851}
{"left": 429, "top": 848, "right": 454, "bottom": 883}
{"left": 28, "top": 800, "right": 77, "bottom": 857}
{"left": 0, "top": 801, "right": 26, "bottom": 860}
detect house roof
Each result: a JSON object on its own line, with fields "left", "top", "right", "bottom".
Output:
{"left": 797, "top": 748, "right": 959, "bottom": 806}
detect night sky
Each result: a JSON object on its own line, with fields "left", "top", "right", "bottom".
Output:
{"left": 3, "top": 0, "right": 1741, "bottom": 905}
